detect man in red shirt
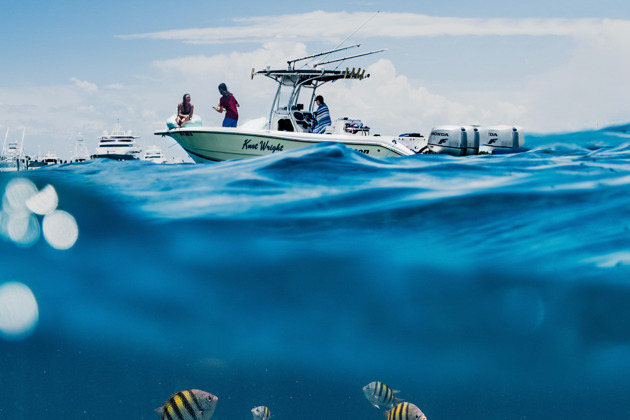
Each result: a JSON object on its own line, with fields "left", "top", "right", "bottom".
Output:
{"left": 214, "top": 83, "right": 239, "bottom": 127}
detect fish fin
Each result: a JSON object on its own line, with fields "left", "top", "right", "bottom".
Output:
{"left": 372, "top": 403, "right": 381, "bottom": 409}
{"left": 155, "top": 406, "right": 164, "bottom": 419}
{"left": 393, "top": 389, "right": 401, "bottom": 394}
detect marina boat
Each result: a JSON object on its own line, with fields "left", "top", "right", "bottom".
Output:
{"left": 143, "top": 145, "right": 166, "bottom": 163}
{"left": 155, "top": 46, "right": 524, "bottom": 162}
{"left": 28, "top": 151, "right": 62, "bottom": 169}
{"left": 0, "top": 128, "right": 27, "bottom": 172}
{"left": 93, "top": 123, "right": 141, "bottom": 160}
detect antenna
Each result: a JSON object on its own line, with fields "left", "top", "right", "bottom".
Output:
{"left": 332, "top": 11, "right": 380, "bottom": 51}
{"left": 313, "top": 11, "right": 381, "bottom": 67}
{"left": 313, "top": 49, "right": 386, "bottom": 68}
{"left": 287, "top": 44, "right": 360, "bottom": 69}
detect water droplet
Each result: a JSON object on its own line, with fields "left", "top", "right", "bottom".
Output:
{"left": 0, "top": 282, "right": 39, "bottom": 340}
{"left": 42, "top": 210, "right": 78, "bottom": 250}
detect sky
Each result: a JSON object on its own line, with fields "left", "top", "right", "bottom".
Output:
{"left": 1, "top": 0, "right": 630, "bottom": 160}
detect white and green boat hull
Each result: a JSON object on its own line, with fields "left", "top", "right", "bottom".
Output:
{"left": 156, "top": 127, "right": 416, "bottom": 162}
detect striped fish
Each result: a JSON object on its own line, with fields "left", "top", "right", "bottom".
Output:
{"left": 385, "top": 402, "right": 427, "bottom": 420}
{"left": 155, "top": 389, "right": 218, "bottom": 420}
{"left": 362, "top": 381, "right": 402, "bottom": 409}
{"left": 251, "top": 405, "right": 271, "bottom": 420}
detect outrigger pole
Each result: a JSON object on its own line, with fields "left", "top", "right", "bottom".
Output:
{"left": 19, "top": 128, "right": 26, "bottom": 159}
{"left": 313, "top": 49, "right": 386, "bottom": 68}
{"left": 287, "top": 44, "right": 360, "bottom": 69}
{"left": 1, "top": 128, "right": 8, "bottom": 159}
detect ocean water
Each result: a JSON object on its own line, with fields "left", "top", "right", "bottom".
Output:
{"left": 2, "top": 125, "right": 630, "bottom": 419}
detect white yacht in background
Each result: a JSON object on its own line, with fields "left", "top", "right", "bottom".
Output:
{"left": 143, "top": 145, "right": 166, "bottom": 163}
{"left": 71, "top": 134, "right": 91, "bottom": 162}
{"left": 93, "top": 122, "right": 141, "bottom": 160}
{"left": 0, "top": 128, "right": 27, "bottom": 171}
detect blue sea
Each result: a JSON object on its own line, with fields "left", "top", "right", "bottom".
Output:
{"left": 2, "top": 124, "right": 630, "bottom": 419}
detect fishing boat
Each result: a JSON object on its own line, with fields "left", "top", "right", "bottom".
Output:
{"left": 155, "top": 46, "right": 524, "bottom": 162}
{"left": 0, "top": 128, "right": 27, "bottom": 172}
{"left": 93, "top": 123, "right": 141, "bottom": 160}
{"left": 143, "top": 145, "right": 166, "bottom": 163}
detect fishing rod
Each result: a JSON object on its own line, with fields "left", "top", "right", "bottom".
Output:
{"left": 288, "top": 44, "right": 360, "bottom": 69}
{"left": 313, "top": 49, "right": 387, "bottom": 68}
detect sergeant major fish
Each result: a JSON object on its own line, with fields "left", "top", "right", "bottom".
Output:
{"left": 251, "top": 405, "right": 271, "bottom": 420}
{"left": 362, "top": 381, "right": 402, "bottom": 409}
{"left": 155, "top": 389, "right": 218, "bottom": 420}
{"left": 385, "top": 402, "right": 427, "bottom": 420}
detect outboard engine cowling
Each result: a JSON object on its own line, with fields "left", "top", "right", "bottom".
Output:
{"left": 426, "top": 125, "right": 468, "bottom": 156}
{"left": 479, "top": 126, "right": 524, "bottom": 154}
{"left": 462, "top": 125, "right": 480, "bottom": 155}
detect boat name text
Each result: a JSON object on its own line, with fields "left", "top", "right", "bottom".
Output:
{"left": 242, "top": 139, "right": 285, "bottom": 153}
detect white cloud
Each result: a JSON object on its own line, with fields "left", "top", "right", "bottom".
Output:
{"left": 120, "top": 11, "right": 629, "bottom": 44}
{"left": 70, "top": 77, "right": 98, "bottom": 94}
{"left": 104, "top": 84, "right": 125, "bottom": 90}
{"left": 321, "top": 59, "right": 529, "bottom": 135}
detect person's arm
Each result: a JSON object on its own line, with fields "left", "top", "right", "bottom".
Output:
{"left": 189, "top": 104, "right": 194, "bottom": 118}
{"left": 214, "top": 103, "right": 224, "bottom": 113}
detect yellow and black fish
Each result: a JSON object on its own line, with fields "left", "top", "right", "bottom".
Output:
{"left": 363, "top": 381, "right": 402, "bottom": 409}
{"left": 385, "top": 402, "right": 427, "bottom": 420}
{"left": 251, "top": 405, "right": 271, "bottom": 420}
{"left": 155, "top": 389, "right": 218, "bottom": 420}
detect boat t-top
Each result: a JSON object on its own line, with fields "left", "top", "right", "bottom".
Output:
{"left": 93, "top": 122, "right": 141, "bottom": 160}
{"left": 71, "top": 134, "right": 91, "bottom": 163}
{"left": 155, "top": 46, "right": 524, "bottom": 162}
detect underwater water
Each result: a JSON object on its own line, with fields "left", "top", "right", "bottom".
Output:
{"left": 2, "top": 124, "right": 630, "bottom": 419}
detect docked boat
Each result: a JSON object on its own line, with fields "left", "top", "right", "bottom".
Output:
{"left": 29, "top": 152, "right": 60, "bottom": 169}
{"left": 143, "top": 145, "right": 166, "bottom": 163}
{"left": 28, "top": 151, "right": 62, "bottom": 169}
{"left": 93, "top": 123, "right": 141, "bottom": 160}
{"left": 0, "top": 128, "right": 27, "bottom": 172}
{"left": 155, "top": 47, "right": 524, "bottom": 162}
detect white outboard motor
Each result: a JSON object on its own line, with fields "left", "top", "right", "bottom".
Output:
{"left": 426, "top": 125, "right": 469, "bottom": 156}
{"left": 462, "top": 125, "right": 480, "bottom": 155}
{"left": 479, "top": 126, "right": 524, "bottom": 154}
